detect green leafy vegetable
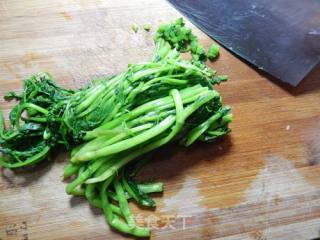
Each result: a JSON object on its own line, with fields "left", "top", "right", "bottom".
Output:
{"left": 0, "top": 73, "right": 73, "bottom": 168}
{"left": 131, "top": 23, "right": 139, "bottom": 33}
{"left": 208, "top": 44, "right": 220, "bottom": 60}
{"left": 0, "top": 18, "right": 232, "bottom": 237}
{"left": 143, "top": 24, "right": 151, "bottom": 32}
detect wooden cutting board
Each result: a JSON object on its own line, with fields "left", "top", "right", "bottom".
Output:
{"left": 0, "top": 0, "right": 319, "bottom": 239}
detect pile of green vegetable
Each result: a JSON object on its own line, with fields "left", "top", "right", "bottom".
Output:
{"left": 0, "top": 18, "right": 231, "bottom": 237}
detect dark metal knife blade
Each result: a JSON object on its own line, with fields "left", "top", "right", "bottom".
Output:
{"left": 168, "top": 0, "right": 320, "bottom": 86}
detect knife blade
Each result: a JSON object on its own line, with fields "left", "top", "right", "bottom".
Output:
{"left": 168, "top": 0, "right": 320, "bottom": 86}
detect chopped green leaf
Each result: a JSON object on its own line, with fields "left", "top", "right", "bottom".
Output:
{"left": 143, "top": 24, "right": 151, "bottom": 31}
{"left": 131, "top": 23, "right": 139, "bottom": 33}
{"left": 208, "top": 44, "right": 220, "bottom": 60}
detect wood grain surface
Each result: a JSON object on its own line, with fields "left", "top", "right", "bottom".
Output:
{"left": 0, "top": 0, "right": 320, "bottom": 239}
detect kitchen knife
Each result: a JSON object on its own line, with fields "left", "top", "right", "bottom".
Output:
{"left": 168, "top": 0, "right": 320, "bottom": 86}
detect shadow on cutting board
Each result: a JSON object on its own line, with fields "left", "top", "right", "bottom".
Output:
{"left": 259, "top": 63, "right": 320, "bottom": 96}
{"left": 137, "top": 136, "right": 233, "bottom": 184}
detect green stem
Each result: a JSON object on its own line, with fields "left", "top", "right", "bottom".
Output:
{"left": 100, "top": 177, "right": 150, "bottom": 237}
{"left": 72, "top": 116, "right": 175, "bottom": 162}
{"left": 63, "top": 162, "right": 82, "bottom": 178}
{"left": 15, "top": 103, "right": 49, "bottom": 128}
{"left": 74, "top": 123, "right": 154, "bottom": 159}
{"left": 184, "top": 107, "right": 226, "bottom": 146}
{"left": 85, "top": 90, "right": 218, "bottom": 183}
{"left": 84, "top": 85, "right": 207, "bottom": 139}
{"left": 138, "top": 182, "right": 163, "bottom": 193}
{"left": 65, "top": 157, "right": 111, "bottom": 194}
{"left": 114, "top": 178, "right": 135, "bottom": 228}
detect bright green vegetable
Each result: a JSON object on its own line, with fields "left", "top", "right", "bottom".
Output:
{"left": 208, "top": 44, "right": 220, "bottom": 60}
{"left": 0, "top": 73, "right": 73, "bottom": 168}
{"left": 155, "top": 18, "right": 207, "bottom": 62}
{"left": 143, "top": 24, "right": 151, "bottom": 31}
{"left": 131, "top": 23, "right": 139, "bottom": 33}
{"left": 0, "top": 18, "right": 232, "bottom": 237}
